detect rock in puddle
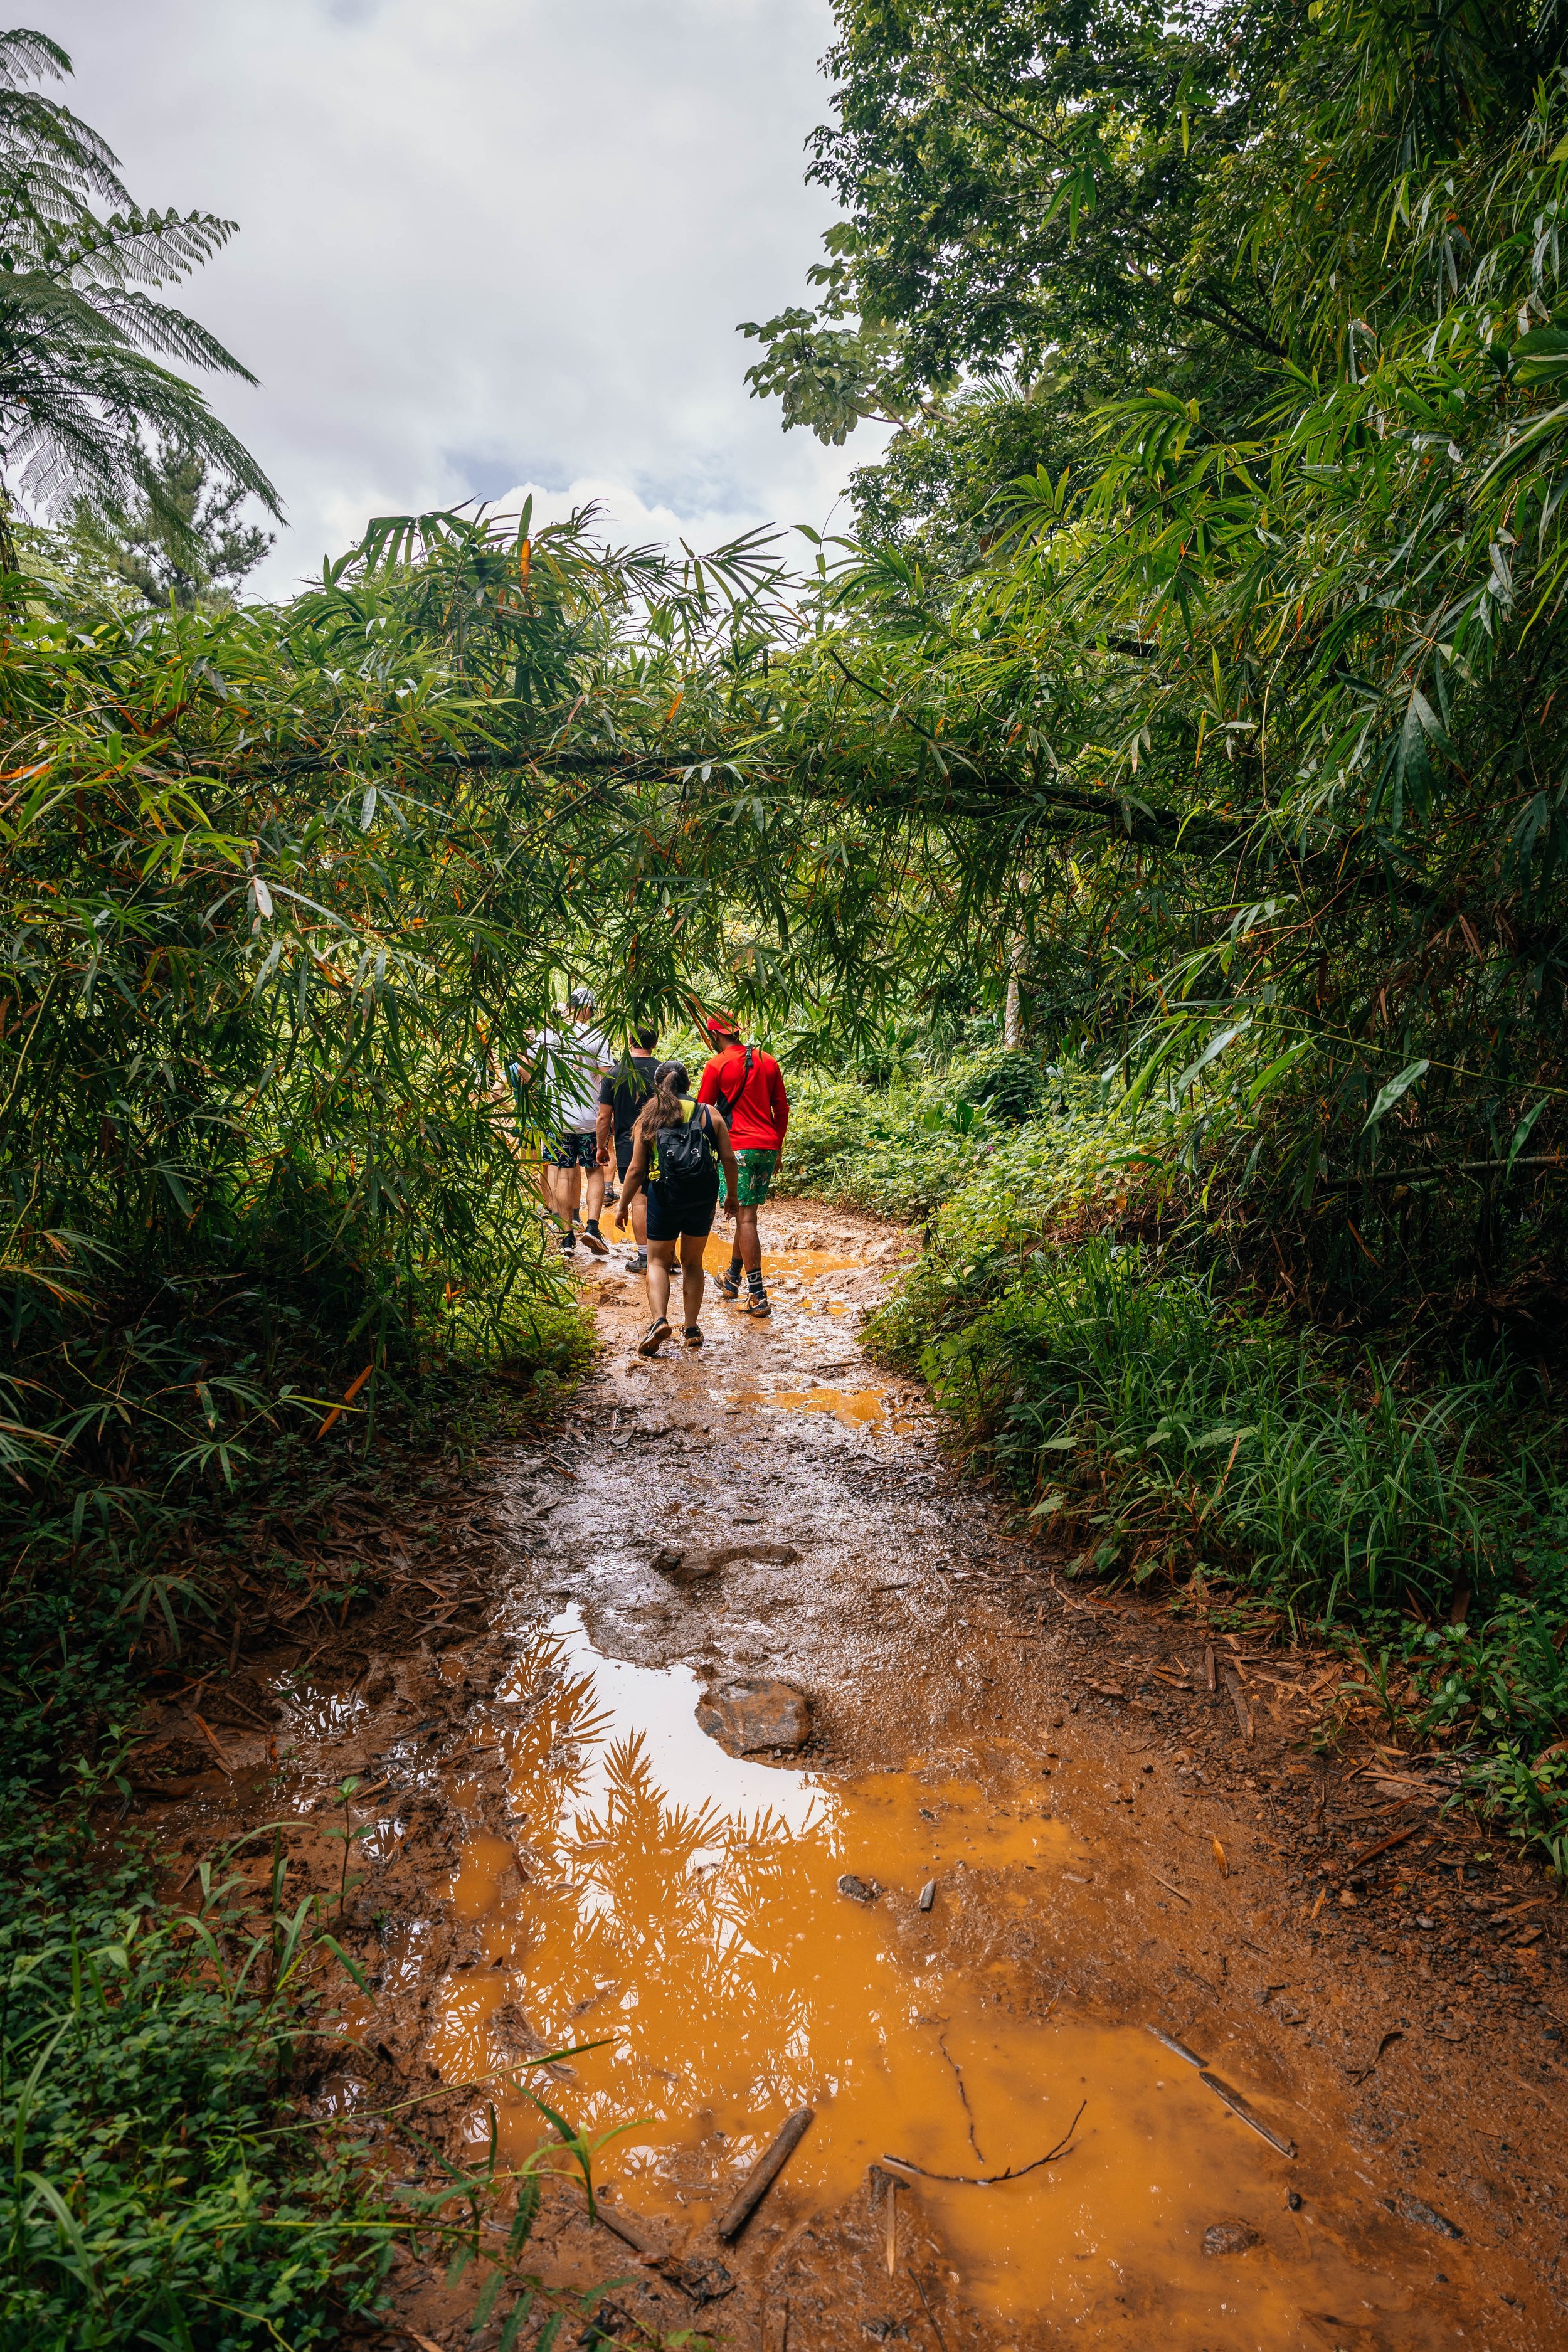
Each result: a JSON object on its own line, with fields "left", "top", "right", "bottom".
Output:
{"left": 654, "top": 1541, "right": 800, "bottom": 1586}
{"left": 1202, "top": 2223, "right": 1260, "bottom": 2257}
{"left": 837, "top": 1873, "right": 882, "bottom": 1904}
{"left": 696, "top": 1677, "right": 812, "bottom": 1754}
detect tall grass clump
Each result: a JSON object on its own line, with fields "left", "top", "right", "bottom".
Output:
{"left": 899, "top": 1238, "right": 1559, "bottom": 1626}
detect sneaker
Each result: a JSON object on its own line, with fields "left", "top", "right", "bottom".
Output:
{"left": 581, "top": 1225, "right": 609, "bottom": 1257}
{"left": 628, "top": 1249, "right": 648, "bottom": 1273}
{"left": 684, "top": 1325, "right": 703, "bottom": 1348}
{"left": 638, "top": 1316, "right": 672, "bottom": 1357}
{"left": 604, "top": 1180, "right": 618, "bottom": 1204}
{"left": 743, "top": 1291, "right": 771, "bottom": 1318}
{"left": 718, "top": 1271, "right": 741, "bottom": 1300}
{"left": 560, "top": 1228, "right": 577, "bottom": 1253}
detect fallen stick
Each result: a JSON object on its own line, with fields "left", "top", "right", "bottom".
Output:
{"left": 1150, "top": 1873, "right": 1191, "bottom": 1905}
{"left": 595, "top": 2200, "right": 734, "bottom": 2303}
{"left": 883, "top": 2100, "right": 1086, "bottom": 2185}
{"left": 1145, "top": 2024, "right": 1205, "bottom": 2068}
{"left": 909, "top": 2267, "right": 949, "bottom": 2352}
{"left": 1199, "top": 2072, "right": 1297, "bottom": 2158}
{"left": 184, "top": 1709, "right": 233, "bottom": 1774}
{"left": 1343, "top": 1820, "right": 1424, "bottom": 1873}
{"left": 595, "top": 2202, "right": 664, "bottom": 2259}
{"left": 716, "top": 2107, "right": 813, "bottom": 2241}
{"left": 1222, "top": 1668, "right": 1254, "bottom": 1746}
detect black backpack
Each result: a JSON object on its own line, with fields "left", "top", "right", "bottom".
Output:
{"left": 656, "top": 1103, "right": 718, "bottom": 1187}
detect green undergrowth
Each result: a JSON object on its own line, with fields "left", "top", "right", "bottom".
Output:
{"left": 784, "top": 1047, "right": 1168, "bottom": 1224}
{"left": 1, "top": 1785, "right": 652, "bottom": 2350}
{"left": 789, "top": 1057, "right": 1568, "bottom": 1874}
{"left": 0, "top": 1289, "right": 599, "bottom": 2346}
{"left": 1, "top": 1809, "right": 389, "bottom": 2349}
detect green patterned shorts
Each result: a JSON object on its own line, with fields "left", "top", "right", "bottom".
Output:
{"left": 734, "top": 1148, "right": 778, "bottom": 1208}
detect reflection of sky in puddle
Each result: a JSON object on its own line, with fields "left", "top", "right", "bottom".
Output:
{"left": 525, "top": 1606, "right": 827, "bottom": 1841}
{"left": 413, "top": 1614, "right": 1382, "bottom": 2337}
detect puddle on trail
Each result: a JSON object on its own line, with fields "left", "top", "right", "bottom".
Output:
{"left": 725, "top": 1383, "right": 904, "bottom": 1429}
{"left": 410, "top": 1611, "right": 1404, "bottom": 2341}
{"left": 694, "top": 1237, "right": 862, "bottom": 1281}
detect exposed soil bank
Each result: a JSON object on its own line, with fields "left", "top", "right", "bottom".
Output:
{"left": 131, "top": 1207, "right": 1568, "bottom": 2349}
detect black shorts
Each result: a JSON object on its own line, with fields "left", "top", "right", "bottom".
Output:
{"left": 646, "top": 1178, "right": 719, "bottom": 1241}
{"left": 615, "top": 1133, "right": 638, "bottom": 1180}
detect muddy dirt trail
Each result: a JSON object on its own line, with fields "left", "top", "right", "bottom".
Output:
{"left": 141, "top": 1207, "right": 1568, "bottom": 2349}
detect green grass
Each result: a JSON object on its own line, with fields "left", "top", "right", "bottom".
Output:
{"left": 0, "top": 1285, "right": 603, "bottom": 2347}
{"left": 789, "top": 1054, "right": 1568, "bottom": 1872}
{"left": 1, "top": 1814, "right": 389, "bottom": 2349}
{"left": 881, "top": 1237, "right": 1559, "bottom": 1626}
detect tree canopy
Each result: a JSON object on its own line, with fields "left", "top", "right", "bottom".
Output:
{"left": 733, "top": 0, "right": 1568, "bottom": 1311}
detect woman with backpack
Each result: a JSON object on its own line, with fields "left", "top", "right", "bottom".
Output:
{"left": 613, "top": 1061, "right": 739, "bottom": 1355}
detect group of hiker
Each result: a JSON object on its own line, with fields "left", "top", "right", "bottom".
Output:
{"left": 501, "top": 998, "right": 789, "bottom": 1357}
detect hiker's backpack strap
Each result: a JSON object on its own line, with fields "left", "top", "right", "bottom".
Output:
{"left": 717, "top": 1046, "right": 753, "bottom": 1125}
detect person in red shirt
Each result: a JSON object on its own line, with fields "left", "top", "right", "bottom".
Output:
{"left": 697, "top": 1012, "right": 788, "bottom": 1317}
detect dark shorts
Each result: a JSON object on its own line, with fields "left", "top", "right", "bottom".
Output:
{"left": 545, "top": 1131, "right": 600, "bottom": 1171}
{"left": 646, "top": 1178, "right": 719, "bottom": 1242}
{"left": 615, "top": 1133, "right": 638, "bottom": 1180}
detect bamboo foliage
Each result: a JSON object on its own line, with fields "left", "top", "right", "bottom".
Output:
{"left": 0, "top": 503, "right": 793, "bottom": 1496}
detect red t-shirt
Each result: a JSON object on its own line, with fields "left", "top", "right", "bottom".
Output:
{"left": 698, "top": 1044, "right": 789, "bottom": 1153}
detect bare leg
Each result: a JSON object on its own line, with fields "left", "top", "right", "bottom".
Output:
{"left": 679, "top": 1231, "right": 707, "bottom": 1328}
{"left": 553, "top": 1165, "right": 583, "bottom": 1229}
{"left": 646, "top": 1238, "right": 677, "bottom": 1325}
{"left": 583, "top": 1166, "right": 606, "bottom": 1224}
{"left": 734, "top": 1203, "right": 763, "bottom": 1273}
{"left": 618, "top": 1162, "right": 647, "bottom": 1246}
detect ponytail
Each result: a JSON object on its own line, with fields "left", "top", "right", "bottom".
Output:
{"left": 635, "top": 1060, "right": 691, "bottom": 1142}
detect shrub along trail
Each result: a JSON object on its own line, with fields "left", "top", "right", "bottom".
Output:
{"left": 137, "top": 1207, "right": 1568, "bottom": 2348}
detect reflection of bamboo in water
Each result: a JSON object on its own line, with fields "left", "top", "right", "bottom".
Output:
{"left": 479, "top": 1647, "right": 938, "bottom": 2151}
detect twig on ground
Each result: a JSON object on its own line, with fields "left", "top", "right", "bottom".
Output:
{"left": 882, "top": 2100, "right": 1085, "bottom": 2184}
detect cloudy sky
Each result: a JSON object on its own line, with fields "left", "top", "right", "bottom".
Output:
{"left": 46, "top": 0, "right": 884, "bottom": 596}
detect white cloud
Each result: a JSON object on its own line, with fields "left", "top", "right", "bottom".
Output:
{"left": 43, "top": 0, "right": 886, "bottom": 594}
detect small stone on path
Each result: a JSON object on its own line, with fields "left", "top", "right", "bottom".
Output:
{"left": 696, "top": 1678, "right": 812, "bottom": 1754}
{"left": 1202, "top": 2223, "right": 1259, "bottom": 2257}
{"left": 837, "top": 1872, "right": 882, "bottom": 1904}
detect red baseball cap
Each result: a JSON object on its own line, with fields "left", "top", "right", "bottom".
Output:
{"left": 704, "top": 1012, "right": 741, "bottom": 1041}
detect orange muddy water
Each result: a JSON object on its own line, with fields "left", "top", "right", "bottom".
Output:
{"left": 415, "top": 1612, "right": 1392, "bottom": 2344}
{"left": 243, "top": 1204, "right": 1565, "bottom": 2349}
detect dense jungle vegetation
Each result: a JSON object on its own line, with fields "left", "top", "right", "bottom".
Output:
{"left": 10, "top": 0, "right": 1568, "bottom": 2340}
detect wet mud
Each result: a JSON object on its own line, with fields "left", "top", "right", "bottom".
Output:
{"left": 134, "top": 1207, "right": 1568, "bottom": 2349}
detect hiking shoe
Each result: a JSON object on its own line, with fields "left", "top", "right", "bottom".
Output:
{"left": 559, "top": 1229, "right": 577, "bottom": 1253}
{"left": 638, "top": 1317, "right": 672, "bottom": 1356}
{"left": 743, "top": 1291, "right": 771, "bottom": 1318}
{"left": 684, "top": 1324, "right": 704, "bottom": 1347}
{"left": 627, "top": 1249, "right": 648, "bottom": 1273}
{"left": 580, "top": 1225, "right": 609, "bottom": 1256}
{"left": 717, "top": 1271, "right": 741, "bottom": 1300}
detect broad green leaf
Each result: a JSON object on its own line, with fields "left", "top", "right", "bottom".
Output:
{"left": 1363, "top": 1061, "right": 1429, "bottom": 1131}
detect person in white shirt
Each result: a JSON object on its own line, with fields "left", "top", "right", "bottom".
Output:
{"left": 511, "top": 988, "right": 612, "bottom": 1254}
